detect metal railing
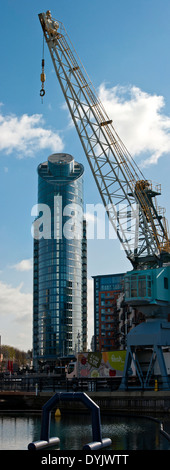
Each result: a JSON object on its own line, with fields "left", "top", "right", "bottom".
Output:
{"left": 0, "top": 374, "right": 170, "bottom": 392}
{"left": 0, "top": 375, "right": 121, "bottom": 393}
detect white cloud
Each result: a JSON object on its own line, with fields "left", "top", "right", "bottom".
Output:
{"left": 98, "top": 84, "right": 170, "bottom": 166}
{"left": 0, "top": 280, "right": 32, "bottom": 350}
{"left": 0, "top": 280, "right": 32, "bottom": 320}
{"left": 11, "top": 258, "right": 33, "bottom": 272}
{"left": 0, "top": 110, "right": 64, "bottom": 157}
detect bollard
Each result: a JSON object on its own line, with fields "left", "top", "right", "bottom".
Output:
{"left": 55, "top": 408, "right": 61, "bottom": 417}
{"left": 154, "top": 379, "right": 158, "bottom": 391}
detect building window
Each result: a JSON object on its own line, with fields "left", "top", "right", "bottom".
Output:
{"left": 138, "top": 276, "right": 146, "bottom": 298}
{"left": 164, "top": 277, "right": 168, "bottom": 289}
{"left": 131, "top": 276, "right": 137, "bottom": 297}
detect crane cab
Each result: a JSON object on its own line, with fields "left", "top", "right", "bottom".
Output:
{"left": 124, "top": 266, "right": 170, "bottom": 319}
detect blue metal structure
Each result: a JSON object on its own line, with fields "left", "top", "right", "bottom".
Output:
{"left": 120, "top": 321, "right": 170, "bottom": 390}
{"left": 28, "top": 392, "right": 112, "bottom": 450}
{"left": 120, "top": 265, "right": 170, "bottom": 390}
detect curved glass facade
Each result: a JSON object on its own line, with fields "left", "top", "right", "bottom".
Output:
{"left": 33, "top": 153, "right": 87, "bottom": 368}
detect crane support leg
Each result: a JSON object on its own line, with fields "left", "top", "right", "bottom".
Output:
{"left": 154, "top": 345, "right": 170, "bottom": 390}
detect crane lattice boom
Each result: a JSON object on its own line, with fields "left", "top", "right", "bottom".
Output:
{"left": 39, "top": 11, "right": 170, "bottom": 268}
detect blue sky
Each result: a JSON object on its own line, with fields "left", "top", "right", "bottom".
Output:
{"left": 1, "top": 0, "right": 170, "bottom": 351}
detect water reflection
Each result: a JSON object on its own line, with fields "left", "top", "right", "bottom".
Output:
{"left": 0, "top": 413, "right": 170, "bottom": 450}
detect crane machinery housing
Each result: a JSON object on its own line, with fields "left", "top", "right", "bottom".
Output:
{"left": 38, "top": 11, "right": 170, "bottom": 389}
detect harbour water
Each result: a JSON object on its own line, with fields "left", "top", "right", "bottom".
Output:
{"left": 0, "top": 413, "right": 170, "bottom": 450}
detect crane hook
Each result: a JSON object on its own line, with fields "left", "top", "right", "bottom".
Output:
{"left": 40, "top": 88, "right": 45, "bottom": 97}
{"left": 40, "top": 58, "right": 46, "bottom": 103}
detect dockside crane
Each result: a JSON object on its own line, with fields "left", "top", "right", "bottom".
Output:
{"left": 39, "top": 10, "right": 170, "bottom": 271}
{"left": 39, "top": 11, "right": 170, "bottom": 389}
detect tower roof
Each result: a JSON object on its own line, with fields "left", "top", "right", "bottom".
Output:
{"left": 38, "top": 153, "right": 84, "bottom": 184}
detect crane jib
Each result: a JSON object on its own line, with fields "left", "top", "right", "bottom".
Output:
{"left": 38, "top": 11, "right": 170, "bottom": 268}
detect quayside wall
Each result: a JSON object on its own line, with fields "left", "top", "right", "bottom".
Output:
{"left": 1, "top": 390, "right": 170, "bottom": 414}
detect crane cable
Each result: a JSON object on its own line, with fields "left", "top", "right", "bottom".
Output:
{"left": 40, "top": 35, "right": 46, "bottom": 102}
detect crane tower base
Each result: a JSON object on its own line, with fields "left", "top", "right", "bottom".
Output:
{"left": 119, "top": 320, "right": 170, "bottom": 390}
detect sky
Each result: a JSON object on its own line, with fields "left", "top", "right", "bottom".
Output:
{"left": 0, "top": 0, "right": 170, "bottom": 351}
